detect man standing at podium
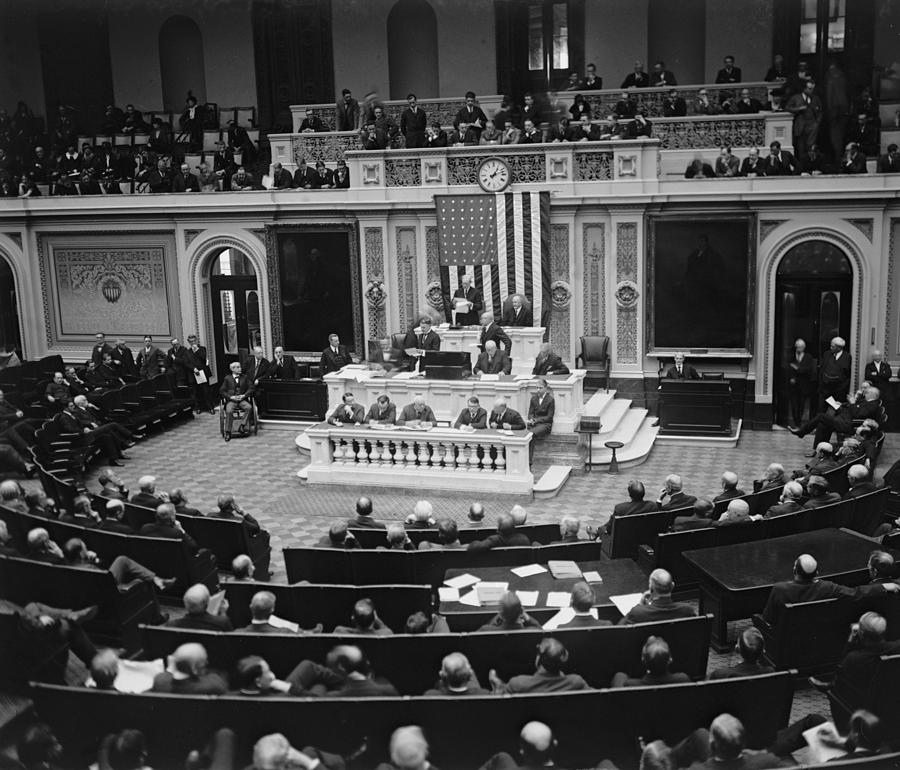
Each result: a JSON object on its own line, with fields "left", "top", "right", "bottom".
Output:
{"left": 451, "top": 274, "right": 482, "bottom": 326}
{"left": 664, "top": 352, "right": 700, "bottom": 380}
{"left": 404, "top": 317, "right": 440, "bottom": 372}
{"left": 320, "top": 333, "right": 350, "bottom": 375}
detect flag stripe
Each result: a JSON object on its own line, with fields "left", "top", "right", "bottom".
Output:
{"left": 520, "top": 192, "right": 532, "bottom": 319}
{"left": 496, "top": 195, "right": 509, "bottom": 314}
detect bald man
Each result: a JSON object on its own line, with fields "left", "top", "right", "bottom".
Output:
{"left": 165, "top": 584, "right": 233, "bottom": 631}
{"left": 424, "top": 652, "right": 490, "bottom": 696}
{"left": 474, "top": 340, "right": 511, "bottom": 376}
{"left": 715, "top": 498, "right": 751, "bottom": 525}
{"left": 713, "top": 471, "right": 746, "bottom": 504}
{"left": 150, "top": 643, "right": 228, "bottom": 694}
{"left": 489, "top": 638, "right": 588, "bottom": 693}
{"left": 619, "top": 569, "right": 696, "bottom": 624}
{"left": 762, "top": 482, "right": 805, "bottom": 518}
{"left": 761, "top": 554, "right": 855, "bottom": 626}
{"left": 829, "top": 612, "right": 900, "bottom": 716}
{"left": 397, "top": 395, "right": 436, "bottom": 426}
{"left": 479, "top": 721, "right": 561, "bottom": 770}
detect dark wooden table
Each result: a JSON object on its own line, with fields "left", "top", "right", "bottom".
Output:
{"left": 683, "top": 527, "right": 877, "bottom": 650}
{"left": 439, "top": 557, "right": 648, "bottom": 630}
{"left": 658, "top": 379, "right": 731, "bottom": 436}
{"left": 255, "top": 378, "right": 328, "bottom": 421}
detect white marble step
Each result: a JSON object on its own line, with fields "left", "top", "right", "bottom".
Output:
{"left": 582, "top": 389, "right": 616, "bottom": 416}
{"left": 593, "top": 398, "right": 632, "bottom": 438}
{"left": 533, "top": 465, "right": 573, "bottom": 499}
{"left": 590, "top": 414, "right": 659, "bottom": 469}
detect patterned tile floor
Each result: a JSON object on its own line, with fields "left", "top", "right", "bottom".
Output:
{"left": 77, "top": 411, "right": 897, "bottom": 730}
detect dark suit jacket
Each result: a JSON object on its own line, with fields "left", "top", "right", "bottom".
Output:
{"left": 819, "top": 350, "right": 852, "bottom": 391}
{"left": 467, "top": 530, "right": 532, "bottom": 551}
{"left": 320, "top": 345, "right": 350, "bottom": 374}
{"left": 91, "top": 342, "right": 113, "bottom": 366}
{"left": 480, "top": 323, "right": 512, "bottom": 353}
{"left": 761, "top": 579, "right": 855, "bottom": 625}
{"left": 166, "top": 612, "right": 233, "bottom": 632}
{"left": 649, "top": 70, "right": 678, "bottom": 86}
{"left": 489, "top": 407, "right": 525, "bottom": 429}
{"left": 474, "top": 350, "right": 511, "bottom": 375}
{"left": 329, "top": 402, "right": 365, "bottom": 425}
{"left": 270, "top": 355, "right": 297, "bottom": 380}
{"left": 137, "top": 345, "right": 165, "bottom": 378}
{"left": 659, "top": 491, "right": 697, "bottom": 510}
{"left": 408, "top": 329, "right": 441, "bottom": 351}
{"left": 877, "top": 154, "right": 900, "bottom": 174}
{"left": 665, "top": 364, "right": 700, "bottom": 380}
{"left": 715, "top": 66, "right": 742, "bottom": 83}
{"left": 397, "top": 404, "right": 437, "bottom": 424}
{"left": 533, "top": 352, "right": 567, "bottom": 375}
{"left": 350, "top": 515, "right": 385, "bottom": 529}
{"left": 557, "top": 614, "right": 612, "bottom": 629}
{"left": 112, "top": 345, "right": 136, "bottom": 377}
{"left": 451, "top": 286, "right": 482, "bottom": 326}
{"left": 139, "top": 522, "right": 199, "bottom": 554}
{"left": 292, "top": 166, "right": 317, "bottom": 189}
{"left": 310, "top": 168, "right": 334, "bottom": 188}
{"left": 672, "top": 515, "right": 714, "bottom": 532}
{"left": 761, "top": 151, "right": 800, "bottom": 176}
{"left": 219, "top": 373, "right": 253, "bottom": 401}
{"left": 454, "top": 406, "right": 488, "bottom": 429}
{"left": 501, "top": 305, "right": 533, "bottom": 327}
{"left": 400, "top": 107, "right": 427, "bottom": 136}
{"left": 621, "top": 596, "right": 696, "bottom": 624}
{"left": 172, "top": 172, "right": 200, "bottom": 192}
{"left": 864, "top": 361, "right": 892, "bottom": 389}
{"left": 130, "top": 492, "right": 165, "bottom": 509}
{"left": 365, "top": 403, "right": 397, "bottom": 424}
{"left": 786, "top": 351, "right": 816, "bottom": 393}
{"left": 243, "top": 356, "right": 272, "bottom": 385}
{"left": 620, "top": 72, "right": 649, "bottom": 88}
{"left": 98, "top": 519, "right": 135, "bottom": 534}
{"left": 528, "top": 393, "right": 555, "bottom": 425}
{"left": 763, "top": 500, "right": 804, "bottom": 518}
{"left": 739, "top": 157, "right": 764, "bottom": 176}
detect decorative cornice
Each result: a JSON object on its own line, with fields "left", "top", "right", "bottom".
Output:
{"left": 184, "top": 229, "right": 204, "bottom": 249}
{"left": 846, "top": 218, "right": 874, "bottom": 242}
{"left": 759, "top": 220, "right": 788, "bottom": 242}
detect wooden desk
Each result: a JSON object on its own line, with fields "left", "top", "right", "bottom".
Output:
{"left": 439, "top": 557, "right": 647, "bottom": 620}
{"left": 324, "top": 370, "right": 586, "bottom": 434}
{"left": 305, "top": 423, "right": 533, "bottom": 494}
{"left": 255, "top": 378, "right": 328, "bottom": 421}
{"left": 658, "top": 380, "right": 731, "bottom": 436}
{"left": 683, "top": 528, "right": 877, "bottom": 650}
{"left": 437, "top": 326, "right": 546, "bottom": 376}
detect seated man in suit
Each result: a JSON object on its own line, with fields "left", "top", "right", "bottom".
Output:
{"left": 474, "top": 340, "right": 511, "bottom": 375}
{"left": 165, "top": 584, "right": 233, "bottom": 631}
{"left": 328, "top": 392, "right": 365, "bottom": 425}
{"left": 219, "top": 361, "right": 254, "bottom": 441}
{"left": 270, "top": 346, "right": 297, "bottom": 380}
{"left": 619, "top": 568, "right": 696, "bottom": 624}
{"left": 656, "top": 474, "right": 697, "bottom": 510}
{"left": 424, "top": 653, "right": 490, "bottom": 696}
{"left": 451, "top": 274, "right": 482, "bottom": 326}
{"left": 489, "top": 637, "right": 589, "bottom": 693}
{"left": 348, "top": 496, "right": 382, "bottom": 529}
{"left": 556, "top": 581, "right": 611, "bottom": 628}
{"left": 333, "top": 598, "right": 394, "bottom": 636}
{"left": 665, "top": 351, "right": 700, "bottom": 379}
{"left": 760, "top": 553, "right": 856, "bottom": 627}
{"left": 532, "top": 342, "right": 569, "bottom": 376}
{"left": 397, "top": 395, "right": 436, "bottom": 426}
{"left": 713, "top": 471, "right": 747, "bottom": 504}
{"left": 527, "top": 378, "right": 555, "bottom": 460}
{"left": 709, "top": 627, "right": 774, "bottom": 679}
{"left": 843, "top": 463, "right": 878, "bottom": 500}
{"left": 599, "top": 479, "right": 659, "bottom": 536}
{"left": 489, "top": 396, "right": 525, "bottom": 430}
{"left": 791, "top": 385, "right": 882, "bottom": 454}
{"left": 501, "top": 294, "right": 532, "bottom": 327}
{"left": 320, "top": 333, "right": 350, "bottom": 375}
{"left": 139, "top": 504, "right": 200, "bottom": 555}
{"left": 454, "top": 395, "right": 487, "bottom": 429}
{"left": 762, "top": 481, "right": 805, "bottom": 518}
{"left": 610, "top": 635, "right": 691, "bottom": 687}
{"left": 150, "top": 643, "right": 228, "bottom": 695}
{"left": 467, "top": 513, "right": 530, "bottom": 551}
{"left": 802, "top": 475, "right": 841, "bottom": 509}
{"left": 364, "top": 394, "right": 396, "bottom": 425}
{"left": 672, "top": 498, "right": 715, "bottom": 531}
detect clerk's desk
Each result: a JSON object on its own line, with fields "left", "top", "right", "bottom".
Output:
{"left": 324, "top": 367, "right": 586, "bottom": 434}
{"left": 416, "top": 324, "right": 546, "bottom": 377}
{"left": 657, "top": 379, "right": 732, "bottom": 436}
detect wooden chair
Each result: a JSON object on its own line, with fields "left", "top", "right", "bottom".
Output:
{"left": 576, "top": 335, "right": 610, "bottom": 391}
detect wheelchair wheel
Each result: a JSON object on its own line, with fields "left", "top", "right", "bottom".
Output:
{"left": 219, "top": 400, "right": 226, "bottom": 438}
{"left": 250, "top": 397, "right": 259, "bottom": 435}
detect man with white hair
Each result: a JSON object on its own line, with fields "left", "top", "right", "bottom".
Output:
{"left": 716, "top": 498, "right": 751, "bottom": 525}
{"left": 480, "top": 721, "right": 560, "bottom": 770}
{"left": 489, "top": 396, "right": 525, "bottom": 430}
{"left": 864, "top": 348, "right": 892, "bottom": 393}
{"left": 817, "top": 336, "right": 852, "bottom": 408}
{"left": 0, "top": 479, "right": 27, "bottom": 514}
{"left": 556, "top": 515, "right": 582, "bottom": 543}
{"left": 130, "top": 476, "right": 167, "bottom": 508}
{"left": 665, "top": 352, "right": 700, "bottom": 380}
{"left": 786, "top": 337, "right": 815, "bottom": 425}
{"left": 620, "top": 568, "right": 696, "bottom": 624}
{"left": 762, "top": 481, "right": 805, "bottom": 518}
{"left": 761, "top": 553, "right": 856, "bottom": 626}
{"left": 97, "top": 499, "right": 134, "bottom": 534}
{"left": 165, "top": 584, "right": 233, "bottom": 631}
{"left": 806, "top": 442, "right": 839, "bottom": 475}
{"left": 713, "top": 471, "right": 745, "bottom": 504}
{"left": 397, "top": 394, "right": 436, "bottom": 426}
{"left": 843, "top": 464, "right": 877, "bottom": 499}
{"left": 791, "top": 384, "right": 882, "bottom": 454}
{"left": 656, "top": 474, "right": 697, "bottom": 510}
{"left": 451, "top": 273, "right": 482, "bottom": 326}
{"left": 150, "top": 642, "right": 227, "bottom": 694}
{"left": 250, "top": 732, "right": 342, "bottom": 770}
{"left": 510, "top": 504, "right": 528, "bottom": 525}
{"left": 501, "top": 294, "right": 532, "bottom": 327}
{"left": 243, "top": 345, "right": 273, "bottom": 388}
{"left": 756, "top": 463, "right": 787, "bottom": 491}
{"left": 474, "top": 339, "right": 511, "bottom": 375}
{"left": 271, "top": 345, "right": 297, "bottom": 380}
{"left": 219, "top": 360, "right": 254, "bottom": 441}
{"left": 406, "top": 500, "right": 436, "bottom": 528}
{"left": 58, "top": 396, "right": 131, "bottom": 466}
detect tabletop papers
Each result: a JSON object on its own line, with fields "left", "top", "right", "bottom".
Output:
{"left": 545, "top": 591, "right": 572, "bottom": 608}
{"left": 438, "top": 587, "right": 460, "bottom": 603}
{"left": 458, "top": 590, "right": 482, "bottom": 607}
{"left": 444, "top": 573, "right": 481, "bottom": 590}
{"left": 582, "top": 570, "right": 604, "bottom": 583}
{"left": 610, "top": 592, "right": 644, "bottom": 616}
{"left": 547, "top": 560, "right": 582, "bottom": 579}
{"left": 542, "top": 606, "right": 599, "bottom": 631}
{"left": 515, "top": 591, "right": 539, "bottom": 607}
{"left": 510, "top": 563, "right": 547, "bottom": 578}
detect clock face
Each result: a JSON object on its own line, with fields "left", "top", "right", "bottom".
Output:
{"left": 477, "top": 157, "right": 511, "bottom": 192}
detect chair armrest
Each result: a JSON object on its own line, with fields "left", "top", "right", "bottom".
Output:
{"left": 636, "top": 544, "right": 656, "bottom": 573}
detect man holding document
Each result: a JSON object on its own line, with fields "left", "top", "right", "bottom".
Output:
{"left": 403, "top": 317, "right": 441, "bottom": 371}
{"left": 450, "top": 274, "right": 482, "bottom": 326}
{"left": 790, "top": 384, "right": 882, "bottom": 453}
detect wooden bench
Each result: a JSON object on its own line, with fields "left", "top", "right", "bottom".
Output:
{"left": 347, "top": 522, "right": 563, "bottom": 550}
{"left": 30, "top": 670, "right": 794, "bottom": 768}
{"left": 139, "top": 613, "right": 712, "bottom": 696}
{"left": 283, "top": 540, "right": 604, "bottom": 586}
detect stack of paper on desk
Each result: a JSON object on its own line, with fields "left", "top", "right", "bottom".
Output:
{"left": 547, "top": 560, "right": 582, "bottom": 579}
{"left": 476, "top": 581, "right": 509, "bottom": 604}
{"left": 511, "top": 563, "right": 547, "bottom": 578}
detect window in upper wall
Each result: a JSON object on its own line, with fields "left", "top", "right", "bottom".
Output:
{"left": 528, "top": 5, "right": 544, "bottom": 71}
{"left": 799, "top": 0, "right": 846, "bottom": 54}
{"left": 552, "top": 3, "right": 569, "bottom": 71}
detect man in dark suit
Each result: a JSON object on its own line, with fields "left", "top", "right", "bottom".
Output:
{"left": 219, "top": 361, "right": 254, "bottom": 440}
{"left": 843, "top": 464, "right": 878, "bottom": 500}
{"left": 165, "top": 584, "right": 233, "bottom": 632}
{"left": 320, "top": 333, "right": 350, "bottom": 375}
{"left": 450, "top": 274, "right": 482, "bottom": 326}
{"left": 713, "top": 471, "right": 747, "bottom": 504}
{"left": 172, "top": 162, "right": 200, "bottom": 193}
{"left": 165, "top": 337, "right": 192, "bottom": 387}
{"left": 839, "top": 141, "right": 868, "bottom": 174}
{"left": 292, "top": 158, "right": 317, "bottom": 189}
{"left": 656, "top": 474, "right": 698, "bottom": 510}
{"left": 97, "top": 500, "right": 135, "bottom": 534}
{"left": 454, "top": 396, "right": 487, "bottom": 429}
{"left": 477, "top": 312, "right": 510, "bottom": 355}
{"left": 864, "top": 349, "right": 892, "bottom": 393}
{"left": 557, "top": 582, "right": 611, "bottom": 629}
{"left": 739, "top": 147, "right": 763, "bottom": 177}
{"left": 467, "top": 513, "right": 530, "bottom": 551}
{"left": 90, "top": 333, "right": 113, "bottom": 366}
{"left": 328, "top": 393, "right": 365, "bottom": 425}
{"left": 619, "top": 569, "right": 696, "bottom": 624}
{"left": 399, "top": 93, "right": 427, "bottom": 149}
{"left": 397, "top": 396, "right": 436, "bottom": 425}
{"left": 620, "top": 60, "right": 649, "bottom": 88}
{"left": 715, "top": 56, "right": 742, "bottom": 84}
{"left": 877, "top": 143, "right": 900, "bottom": 174}
{"left": 335, "top": 89, "right": 360, "bottom": 132}
{"left": 709, "top": 628, "right": 774, "bottom": 679}
{"left": 405, "top": 317, "right": 441, "bottom": 364}
{"left": 762, "top": 481, "right": 805, "bottom": 518}
{"left": 601, "top": 479, "right": 659, "bottom": 535}
{"left": 532, "top": 342, "right": 568, "bottom": 376}
{"left": 348, "top": 496, "right": 382, "bottom": 529}
{"left": 760, "top": 139, "right": 800, "bottom": 176}
{"left": 501, "top": 294, "right": 532, "bottom": 327}
{"left": 243, "top": 346, "right": 273, "bottom": 388}
{"left": 761, "top": 553, "right": 856, "bottom": 626}
{"left": 364, "top": 394, "right": 396, "bottom": 425}
{"left": 527, "top": 379, "right": 554, "bottom": 461}
{"left": 137, "top": 335, "right": 166, "bottom": 379}
{"left": 664, "top": 352, "right": 700, "bottom": 379}
{"left": 186, "top": 334, "right": 213, "bottom": 413}
{"left": 786, "top": 79, "right": 823, "bottom": 159}
{"left": 271, "top": 346, "right": 297, "bottom": 380}
{"left": 58, "top": 400, "right": 129, "bottom": 467}
{"left": 662, "top": 89, "right": 687, "bottom": 117}
{"left": 210, "top": 493, "right": 271, "bottom": 579}
{"left": 270, "top": 162, "right": 294, "bottom": 190}
{"left": 672, "top": 499, "right": 715, "bottom": 531}
{"left": 817, "top": 336, "right": 852, "bottom": 408}
{"left": 454, "top": 91, "right": 488, "bottom": 143}
{"left": 786, "top": 337, "right": 816, "bottom": 426}
{"left": 241, "top": 591, "right": 302, "bottom": 634}
{"left": 474, "top": 340, "right": 511, "bottom": 375}
{"left": 139, "top": 504, "right": 200, "bottom": 554}
{"left": 130, "top": 475, "right": 166, "bottom": 509}
{"left": 111, "top": 338, "right": 136, "bottom": 379}
{"left": 489, "top": 397, "right": 525, "bottom": 430}
{"left": 649, "top": 60, "right": 677, "bottom": 87}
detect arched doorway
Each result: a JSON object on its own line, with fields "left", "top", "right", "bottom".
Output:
{"left": 0, "top": 255, "right": 22, "bottom": 361}
{"left": 773, "top": 239, "right": 853, "bottom": 425}
{"left": 209, "top": 248, "right": 260, "bottom": 382}
{"left": 387, "top": 0, "right": 439, "bottom": 100}
{"left": 159, "top": 15, "right": 207, "bottom": 112}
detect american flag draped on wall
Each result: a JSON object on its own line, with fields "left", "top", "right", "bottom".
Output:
{"left": 435, "top": 191, "right": 551, "bottom": 324}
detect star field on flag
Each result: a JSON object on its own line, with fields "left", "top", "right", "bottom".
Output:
{"left": 435, "top": 194, "right": 498, "bottom": 265}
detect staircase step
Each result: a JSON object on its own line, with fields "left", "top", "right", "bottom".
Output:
{"left": 583, "top": 389, "right": 616, "bottom": 416}
{"left": 533, "top": 464, "right": 573, "bottom": 499}
{"left": 593, "top": 398, "right": 632, "bottom": 437}
{"left": 590, "top": 417, "right": 660, "bottom": 469}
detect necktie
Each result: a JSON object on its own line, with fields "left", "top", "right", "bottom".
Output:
{"left": 677, "top": 366, "right": 682, "bottom": 375}
{"left": 332, "top": 347, "right": 337, "bottom": 355}
{"left": 420, "top": 334, "right": 424, "bottom": 347}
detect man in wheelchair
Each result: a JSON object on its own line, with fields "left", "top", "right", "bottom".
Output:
{"left": 220, "top": 361, "right": 254, "bottom": 442}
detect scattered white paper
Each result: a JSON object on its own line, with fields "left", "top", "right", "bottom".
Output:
{"left": 610, "top": 592, "right": 645, "bottom": 616}
{"left": 802, "top": 722, "right": 846, "bottom": 764}
{"left": 438, "top": 586, "right": 460, "bottom": 603}
{"left": 476, "top": 581, "right": 509, "bottom": 604}
{"left": 542, "top": 606, "right": 600, "bottom": 630}
{"left": 516, "top": 590, "right": 539, "bottom": 607}
{"left": 86, "top": 658, "right": 164, "bottom": 693}
{"left": 514, "top": 374, "right": 536, "bottom": 381}
{"left": 458, "top": 590, "right": 482, "bottom": 606}
{"left": 268, "top": 614, "right": 300, "bottom": 633}
{"left": 480, "top": 374, "right": 500, "bottom": 381}
{"left": 511, "top": 563, "right": 547, "bottom": 578}
{"left": 393, "top": 371, "right": 418, "bottom": 379}
{"left": 582, "top": 570, "right": 603, "bottom": 583}
{"left": 207, "top": 589, "right": 226, "bottom": 616}
{"left": 546, "top": 591, "right": 572, "bottom": 608}
{"left": 444, "top": 573, "right": 481, "bottom": 589}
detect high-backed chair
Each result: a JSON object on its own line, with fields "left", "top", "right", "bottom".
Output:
{"left": 576, "top": 335, "right": 610, "bottom": 391}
